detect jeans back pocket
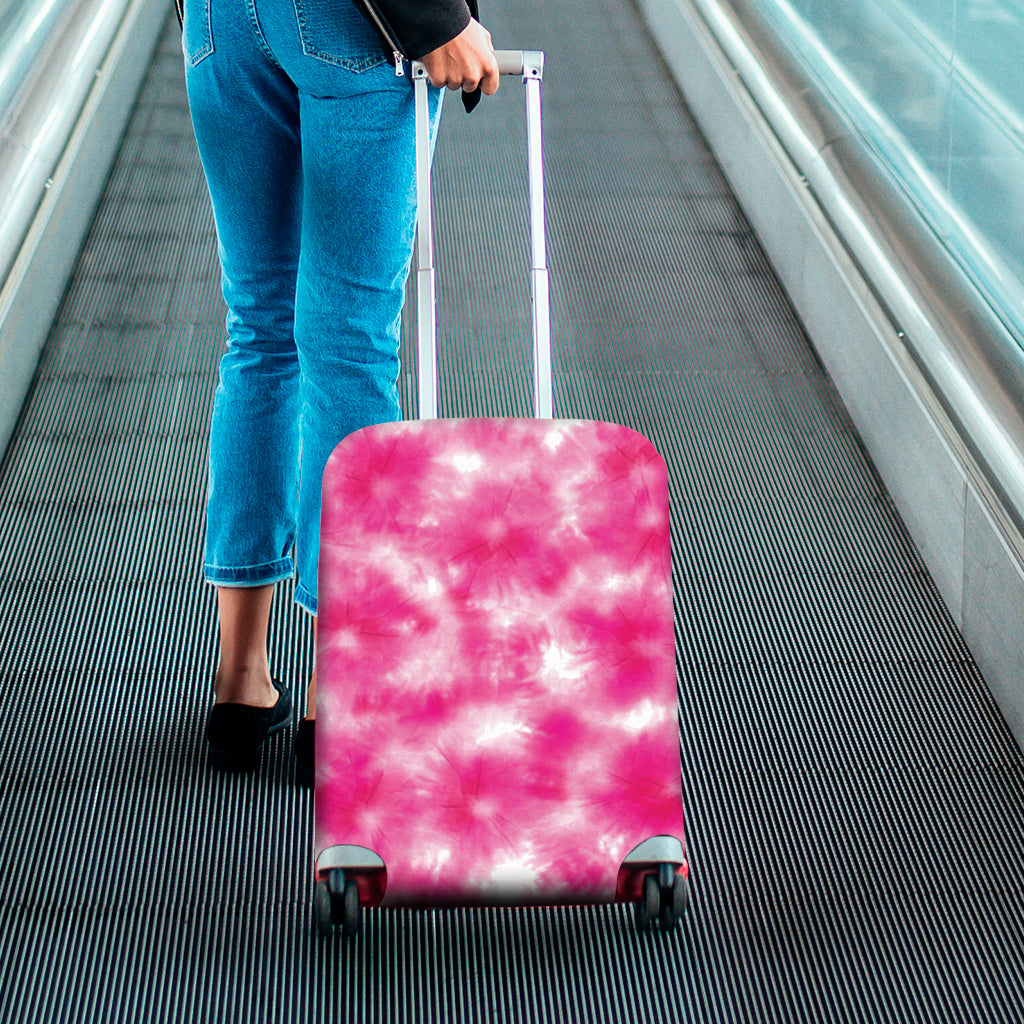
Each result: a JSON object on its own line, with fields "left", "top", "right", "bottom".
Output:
{"left": 291, "top": 0, "right": 388, "bottom": 71}
{"left": 182, "top": 0, "right": 214, "bottom": 67}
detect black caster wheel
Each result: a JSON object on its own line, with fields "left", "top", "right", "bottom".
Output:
{"left": 341, "top": 879, "right": 361, "bottom": 938}
{"left": 325, "top": 869, "right": 361, "bottom": 938}
{"left": 313, "top": 879, "right": 334, "bottom": 937}
{"left": 326, "top": 868, "right": 345, "bottom": 896}
{"left": 677, "top": 872, "right": 692, "bottom": 916}
{"left": 636, "top": 872, "right": 660, "bottom": 932}
{"left": 659, "top": 872, "right": 689, "bottom": 931}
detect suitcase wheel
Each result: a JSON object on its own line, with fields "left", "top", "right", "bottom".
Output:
{"left": 313, "top": 869, "right": 361, "bottom": 938}
{"left": 314, "top": 879, "right": 333, "bottom": 937}
{"left": 635, "top": 864, "right": 691, "bottom": 933}
{"left": 636, "top": 873, "right": 661, "bottom": 931}
{"left": 661, "top": 871, "right": 691, "bottom": 931}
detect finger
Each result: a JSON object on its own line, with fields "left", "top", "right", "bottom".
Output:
{"left": 434, "top": 63, "right": 463, "bottom": 91}
{"left": 480, "top": 56, "right": 500, "bottom": 95}
{"left": 419, "top": 57, "right": 445, "bottom": 89}
{"left": 457, "top": 56, "right": 491, "bottom": 94}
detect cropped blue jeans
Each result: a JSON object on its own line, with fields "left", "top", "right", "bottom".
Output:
{"left": 183, "top": 0, "right": 440, "bottom": 614}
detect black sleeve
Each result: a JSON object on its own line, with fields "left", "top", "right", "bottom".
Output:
{"left": 373, "top": 0, "right": 474, "bottom": 60}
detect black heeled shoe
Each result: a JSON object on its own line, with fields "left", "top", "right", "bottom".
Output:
{"left": 206, "top": 678, "right": 292, "bottom": 770}
{"left": 295, "top": 718, "right": 315, "bottom": 788}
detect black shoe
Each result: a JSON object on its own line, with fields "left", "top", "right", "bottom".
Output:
{"left": 207, "top": 678, "right": 292, "bottom": 771}
{"left": 295, "top": 718, "right": 315, "bottom": 788}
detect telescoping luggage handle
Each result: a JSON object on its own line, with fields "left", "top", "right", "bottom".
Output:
{"left": 411, "top": 50, "right": 551, "bottom": 419}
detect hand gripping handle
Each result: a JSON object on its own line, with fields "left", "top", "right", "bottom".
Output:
{"left": 411, "top": 51, "right": 551, "bottom": 420}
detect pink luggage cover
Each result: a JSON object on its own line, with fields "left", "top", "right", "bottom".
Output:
{"left": 315, "top": 417, "right": 684, "bottom": 906}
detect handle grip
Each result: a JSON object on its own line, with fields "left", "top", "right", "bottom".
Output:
{"left": 411, "top": 50, "right": 544, "bottom": 81}
{"left": 494, "top": 49, "right": 544, "bottom": 78}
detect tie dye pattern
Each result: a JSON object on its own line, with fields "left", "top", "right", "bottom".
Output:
{"left": 315, "top": 418, "right": 684, "bottom": 906}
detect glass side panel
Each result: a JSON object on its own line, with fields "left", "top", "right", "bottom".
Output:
{"left": 753, "top": 0, "right": 1024, "bottom": 348}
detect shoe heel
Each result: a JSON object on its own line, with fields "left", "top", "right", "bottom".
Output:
{"left": 295, "top": 718, "right": 315, "bottom": 788}
{"left": 205, "top": 678, "right": 293, "bottom": 773}
{"left": 209, "top": 745, "right": 261, "bottom": 772}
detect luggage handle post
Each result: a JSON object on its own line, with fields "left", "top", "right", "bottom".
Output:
{"left": 412, "top": 50, "right": 551, "bottom": 420}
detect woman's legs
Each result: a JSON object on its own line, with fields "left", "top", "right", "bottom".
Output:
{"left": 185, "top": 0, "right": 438, "bottom": 731}
{"left": 185, "top": 0, "right": 304, "bottom": 707}
{"left": 186, "top": 16, "right": 304, "bottom": 594}
{"left": 307, "top": 621, "right": 316, "bottom": 719}
{"left": 214, "top": 585, "right": 277, "bottom": 706}
{"left": 289, "top": 81, "right": 422, "bottom": 615}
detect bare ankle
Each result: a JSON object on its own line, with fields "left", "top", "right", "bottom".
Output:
{"left": 306, "top": 648, "right": 317, "bottom": 720}
{"left": 214, "top": 665, "right": 277, "bottom": 706}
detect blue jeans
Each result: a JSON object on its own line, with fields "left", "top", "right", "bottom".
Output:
{"left": 183, "top": 0, "right": 441, "bottom": 614}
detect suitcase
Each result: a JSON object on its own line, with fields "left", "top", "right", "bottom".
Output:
{"left": 312, "top": 51, "right": 690, "bottom": 937}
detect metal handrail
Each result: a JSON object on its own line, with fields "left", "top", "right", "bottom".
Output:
{"left": 0, "top": 0, "right": 165, "bottom": 460}
{"left": 0, "top": 0, "right": 74, "bottom": 121}
{"left": 686, "top": 0, "right": 1024, "bottom": 548}
{"left": 0, "top": 0, "right": 136, "bottom": 290}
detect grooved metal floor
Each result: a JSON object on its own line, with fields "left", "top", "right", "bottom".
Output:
{"left": 2, "top": 0, "right": 1024, "bottom": 1020}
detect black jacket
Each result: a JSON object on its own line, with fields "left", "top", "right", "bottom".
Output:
{"left": 359, "top": 0, "right": 477, "bottom": 61}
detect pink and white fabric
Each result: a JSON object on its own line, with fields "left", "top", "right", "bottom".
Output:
{"left": 315, "top": 418, "right": 685, "bottom": 906}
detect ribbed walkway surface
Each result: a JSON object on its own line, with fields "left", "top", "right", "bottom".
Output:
{"left": 2, "top": 0, "right": 1024, "bottom": 1020}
